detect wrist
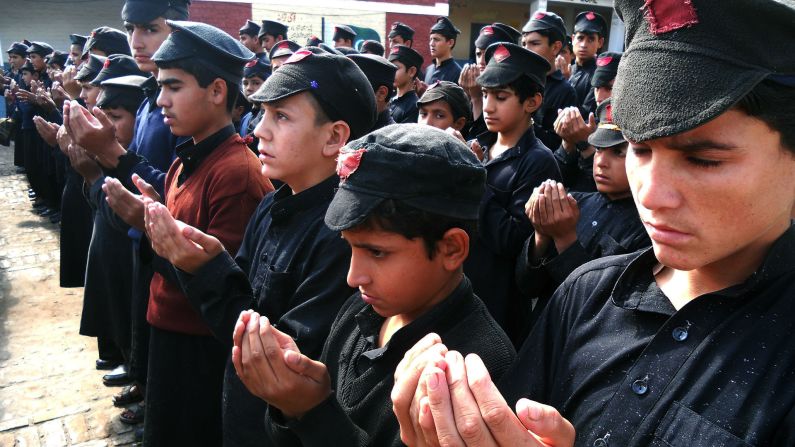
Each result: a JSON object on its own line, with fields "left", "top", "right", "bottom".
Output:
{"left": 98, "top": 142, "right": 127, "bottom": 169}
{"left": 553, "top": 233, "right": 578, "bottom": 254}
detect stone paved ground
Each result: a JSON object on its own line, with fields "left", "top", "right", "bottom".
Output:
{"left": 0, "top": 144, "right": 139, "bottom": 446}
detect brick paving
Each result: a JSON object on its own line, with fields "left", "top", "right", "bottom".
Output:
{"left": 0, "top": 144, "right": 139, "bottom": 446}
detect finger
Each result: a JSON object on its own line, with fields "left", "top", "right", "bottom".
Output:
{"left": 444, "top": 351, "right": 497, "bottom": 446}
{"left": 516, "top": 399, "right": 576, "bottom": 446}
{"left": 418, "top": 397, "right": 441, "bottom": 447}
{"left": 424, "top": 366, "right": 465, "bottom": 447}
{"left": 283, "top": 350, "right": 327, "bottom": 383}
{"left": 134, "top": 174, "right": 160, "bottom": 202}
{"left": 395, "top": 333, "right": 443, "bottom": 380}
{"left": 587, "top": 112, "right": 596, "bottom": 130}
{"left": 181, "top": 225, "right": 223, "bottom": 254}
{"left": 538, "top": 194, "right": 550, "bottom": 224}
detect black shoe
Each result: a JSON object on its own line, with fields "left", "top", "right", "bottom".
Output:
{"left": 39, "top": 208, "right": 57, "bottom": 217}
{"left": 16, "top": 167, "right": 26, "bottom": 174}
{"left": 103, "top": 365, "right": 132, "bottom": 387}
{"left": 49, "top": 212, "right": 61, "bottom": 224}
{"left": 135, "top": 427, "right": 144, "bottom": 442}
{"left": 32, "top": 200, "right": 47, "bottom": 209}
{"left": 96, "top": 358, "right": 123, "bottom": 371}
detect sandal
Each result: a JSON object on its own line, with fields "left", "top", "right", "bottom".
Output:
{"left": 113, "top": 384, "right": 144, "bottom": 407}
{"left": 119, "top": 403, "right": 145, "bottom": 425}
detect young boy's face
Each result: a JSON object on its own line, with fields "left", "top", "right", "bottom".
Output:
{"left": 418, "top": 100, "right": 464, "bottom": 132}
{"left": 243, "top": 76, "right": 264, "bottom": 99}
{"left": 270, "top": 56, "right": 288, "bottom": 71}
{"left": 389, "top": 35, "right": 411, "bottom": 50}
{"left": 392, "top": 61, "right": 413, "bottom": 90}
{"left": 8, "top": 53, "right": 25, "bottom": 70}
{"left": 125, "top": 17, "right": 171, "bottom": 73}
{"left": 573, "top": 32, "right": 602, "bottom": 63}
{"left": 239, "top": 33, "right": 259, "bottom": 53}
{"left": 21, "top": 70, "right": 36, "bottom": 85}
{"left": 482, "top": 87, "right": 534, "bottom": 134}
{"left": 474, "top": 46, "right": 487, "bottom": 72}
{"left": 254, "top": 92, "right": 330, "bottom": 184}
{"left": 626, "top": 108, "right": 795, "bottom": 272}
{"left": 522, "top": 32, "right": 559, "bottom": 68}
{"left": 80, "top": 82, "right": 100, "bottom": 110}
{"left": 29, "top": 53, "right": 46, "bottom": 71}
{"left": 333, "top": 38, "right": 353, "bottom": 48}
{"left": 156, "top": 67, "right": 220, "bottom": 139}
{"left": 594, "top": 79, "right": 614, "bottom": 105}
{"left": 342, "top": 226, "right": 450, "bottom": 321}
{"left": 429, "top": 34, "right": 453, "bottom": 60}
{"left": 69, "top": 44, "right": 83, "bottom": 66}
{"left": 593, "top": 143, "right": 629, "bottom": 200}
{"left": 260, "top": 35, "right": 279, "bottom": 52}
{"left": 103, "top": 106, "right": 136, "bottom": 149}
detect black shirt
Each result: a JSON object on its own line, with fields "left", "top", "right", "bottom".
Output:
{"left": 372, "top": 109, "right": 396, "bottom": 131}
{"left": 569, "top": 58, "right": 597, "bottom": 118}
{"left": 554, "top": 146, "right": 597, "bottom": 192}
{"left": 389, "top": 90, "right": 419, "bottom": 124}
{"left": 424, "top": 58, "right": 462, "bottom": 84}
{"left": 266, "top": 277, "right": 516, "bottom": 446}
{"left": 178, "top": 175, "right": 354, "bottom": 447}
{"left": 500, "top": 224, "right": 795, "bottom": 446}
{"left": 175, "top": 124, "right": 235, "bottom": 186}
{"left": 534, "top": 70, "right": 578, "bottom": 150}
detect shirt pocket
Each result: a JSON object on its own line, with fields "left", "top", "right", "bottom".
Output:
{"left": 651, "top": 401, "right": 755, "bottom": 447}
{"left": 260, "top": 269, "right": 295, "bottom": 320}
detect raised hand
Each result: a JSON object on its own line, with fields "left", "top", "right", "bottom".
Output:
{"left": 63, "top": 100, "right": 126, "bottom": 167}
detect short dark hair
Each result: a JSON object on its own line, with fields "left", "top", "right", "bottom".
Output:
{"left": 356, "top": 199, "right": 476, "bottom": 259}
{"left": 531, "top": 28, "right": 564, "bottom": 48}
{"left": 505, "top": 75, "right": 544, "bottom": 103}
{"left": 156, "top": 58, "right": 239, "bottom": 112}
{"left": 735, "top": 80, "right": 795, "bottom": 154}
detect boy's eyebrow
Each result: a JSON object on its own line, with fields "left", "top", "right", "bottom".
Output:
{"left": 350, "top": 241, "right": 388, "bottom": 251}
{"left": 158, "top": 78, "right": 182, "bottom": 87}
{"left": 666, "top": 139, "right": 738, "bottom": 152}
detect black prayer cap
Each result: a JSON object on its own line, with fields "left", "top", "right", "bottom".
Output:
{"left": 522, "top": 10, "right": 567, "bottom": 43}
{"left": 430, "top": 17, "right": 460, "bottom": 39}
{"left": 74, "top": 55, "right": 107, "bottom": 82}
{"left": 122, "top": 0, "right": 190, "bottom": 24}
{"left": 325, "top": 123, "right": 486, "bottom": 231}
{"left": 259, "top": 20, "right": 288, "bottom": 39}
{"left": 91, "top": 54, "right": 147, "bottom": 86}
{"left": 361, "top": 40, "right": 385, "bottom": 57}
{"left": 336, "top": 47, "right": 360, "bottom": 56}
{"left": 269, "top": 40, "right": 301, "bottom": 60}
{"left": 612, "top": 0, "right": 795, "bottom": 142}
{"left": 239, "top": 20, "right": 260, "bottom": 37}
{"left": 574, "top": 11, "right": 607, "bottom": 35}
{"left": 417, "top": 80, "right": 472, "bottom": 123}
{"left": 388, "top": 22, "right": 415, "bottom": 41}
{"left": 250, "top": 47, "right": 376, "bottom": 140}
{"left": 7, "top": 42, "right": 29, "bottom": 56}
{"left": 153, "top": 20, "right": 255, "bottom": 84}
{"left": 82, "top": 27, "right": 132, "bottom": 58}
{"left": 388, "top": 45, "right": 423, "bottom": 71}
{"left": 244, "top": 58, "right": 271, "bottom": 79}
{"left": 591, "top": 52, "right": 621, "bottom": 88}
{"left": 493, "top": 23, "right": 521, "bottom": 42}
{"left": 588, "top": 99, "right": 625, "bottom": 148}
{"left": 47, "top": 51, "right": 69, "bottom": 68}
{"left": 317, "top": 43, "right": 343, "bottom": 55}
{"left": 69, "top": 34, "right": 89, "bottom": 47}
{"left": 97, "top": 74, "right": 147, "bottom": 110}
{"left": 348, "top": 54, "right": 397, "bottom": 93}
{"left": 26, "top": 42, "right": 54, "bottom": 57}
{"left": 306, "top": 36, "right": 323, "bottom": 47}
{"left": 20, "top": 60, "right": 36, "bottom": 73}
{"left": 478, "top": 42, "right": 550, "bottom": 88}
{"left": 333, "top": 25, "right": 357, "bottom": 42}
{"left": 474, "top": 23, "right": 516, "bottom": 50}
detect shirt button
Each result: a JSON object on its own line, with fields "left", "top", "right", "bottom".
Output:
{"left": 592, "top": 220, "right": 598, "bottom": 226}
{"left": 593, "top": 437, "right": 609, "bottom": 447}
{"left": 672, "top": 326, "right": 689, "bottom": 341}
{"left": 631, "top": 376, "right": 649, "bottom": 395}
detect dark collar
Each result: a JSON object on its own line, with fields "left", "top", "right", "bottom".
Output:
{"left": 269, "top": 175, "right": 339, "bottom": 223}
{"left": 611, "top": 224, "right": 795, "bottom": 313}
{"left": 477, "top": 125, "right": 538, "bottom": 163}
{"left": 548, "top": 69, "right": 564, "bottom": 81}
{"left": 577, "top": 58, "right": 597, "bottom": 70}
{"left": 175, "top": 124, "right": 236, "bottom": 184}
{"left": 435, "top": 57, "right": 455, "bottom": 68}
{"left": 142, "top": 75, "right": 159, "bottom": 113}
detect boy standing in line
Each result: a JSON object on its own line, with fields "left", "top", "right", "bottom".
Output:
{"left": 388, "top": 45, "right": 423, "bottom": 124}
{"left": 425, "top": 17, "right": 461, "bottom": 84}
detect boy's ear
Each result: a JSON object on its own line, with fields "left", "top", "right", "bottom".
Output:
{"left": 523, "top": 92, "right": 543, "bottom": 115}
{"left": 408, "top": 66, "right": 418, "bottom": 78}
{"left": 452, "top": 116, "right": 468, "bottom": 132}
{"left": 209, "top": 78, "right": 227, "bottom": 107}
{"left": 437, "top": 228, "right": 469, "bottom": 271}
{"left": 551, "top": 40, "right": 563, "bottom": 56}
{"left": 321, "top": 121, "right": 351, "bottom": 158}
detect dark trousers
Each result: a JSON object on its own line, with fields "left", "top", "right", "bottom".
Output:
{"left": 97, "top": 336, "right": 124, "bottom": 363}
{"left": 143, "top": 326, "right": 227, "bottom": 447}
{"left": 128, "top": 246, "right": 152, "bottom": 384}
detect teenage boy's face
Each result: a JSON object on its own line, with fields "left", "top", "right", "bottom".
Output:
{"left": 8, "top": 54, "right": 24, "bottom": 70}
{"left": 626, "top": 108, "right": 795, "bottom": 272}
{"left": 392, "top": 61, "right": 413, "bottom": 89}
{"left": 418, "top": 100, "right": 461, "bottom": 131}
{"left": 254, "top": 92, "right": 329, "bottom": 183}
{"left": 271, "top": 56, "right": 287, "bottom": 71}
{"left": 239, "top": 33, "right": 259, "bottom": 52}
{"left": 389, "top": 36, "right": 411, "bottom": 49}
{"left": 22, "top": 71, "right": 35, "bottom": 85}
{"left": 69, "top": 44, "right": 83, "bottom": 66}
{"left": 243, "top": 76, "right": 264, "bottom": 98}
{"left": 333, "top": 38, "right": 352, "bottom": 48}
{"left": 474, "top": 46, "right": 486, "bottom": 72}
{"left": 156, "top": 68, "right": 217, "bottom": 138}
{"left": 573, "top": 32, "right": 602, "bottom": 63}
{"left": 29, "top": 53, "right": 46, "bottom": 71}
{"left": 594, "top": 78, "right": 614, "bottom": 105}
{"left": 103, "top": 106, "right": 136, "bottom": 148}
{"left": 429, "top": 34, "right": 453, "bottom": 59}
{"left": 482, "top": 87, "right": 533, "bottom": 134}
{"left": 80, "top": 82, "right": 100, "bottom": 110}
{"left": 342, "top": 226, "right": 450, "bottom": 322}
{"left": 125, "top": 17, "right": 171, "bottom": 73}
{"left": 593, "top": 142, "right": 629, "bottom": 200}
{"left": 522, "top": 32, "right": 559, "bottom": 67}
{"left": 260, "top": 35, "right": 278, "bottom": 51}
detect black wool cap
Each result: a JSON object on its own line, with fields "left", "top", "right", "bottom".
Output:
{"left": 250, "top": 47, "right": 376, "bottom": 140}
{"left": 475, "top": 23, "right": 516, "bottom": 50}
{"left": 361, "top": 40, "right": 385, "bottom": 57}
{"left": 478, "top": 42, "right": 550, "bottom": 88}
{"left": 47, "top": 51, "right": 69, "bottom": 68}
{"left": 82, "top": 27, "right": 131, "bottom": 58}
{"left": 239, "top": 20, "right": 260, "bottom": 37}
{"left": 90, "top": 54, "right": 147, "bottom": 86}
{"left": 388, "top": 45, "right": 423, "bottom": 72}
{"left": 306, "top": 36, "right": 323, "bottom": 47}
{"left": 69, "top": 34, "right": 89, "bottom": 47}
{"left": 613, "top": 0, "right": 795, "bottom": 142}
{"left": 259, "top": 20, "right": 288, "bottom": 39}
{"left": 97, "top": 74, "right": 147, "bottom": 110}
{"left": 20, "top": 60, "right": 37, "bottom": 74}
{"left": 74, "top": 55, "right": 107, "bottom": 82}
{"left": 348, "top": 54, "right": 397, "bottom": 93}
{"left": 336, "top": 47, "right": 360, "bottom": 56}
{"left": 26, "top": 42, "right": 54, "bottom": 57}
{"left": 317, "top": 43, "right": 343, "bottom": 55}
{"left": 325, "top": 123, "right": 486, "bottom": 231}
{"left": 244, "top": 58, "right": 271, "bottom": 79}
{"left": 493, "top": 23, "right": 521, "bottom": 43}
{"left": 122, "top": 0, "right": 190, "bottom": 24}
{"left": 588, "top": 98, "right": 625, "bottom": 148}
{"left": 269, "top": 40, "right": 301, "bottom": 60}
{"left": 388, "top": 22, "right": 415, "bottom": 41}
{"left": 591, "top": 52, "right": 622, "bottom": 88}
{"left": 522, "top": 10, "right": 567, "bottom": 43}
{"left": 7, "top": 42, "right": 29, "bottom": 56}
{"left": 430, "top": 16, "right": 460, "bottom": 39}
{"left": 153, "top": 20, "right": 255, "bottom": 84}
{"left": 574, "top": 11, "right": 607, "bottom": 35}
{"left": 333, "top": 25, "right": 357, "bottom": 42}
{"left": 417, "top": 80, "right": 472, "bottom": 123}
